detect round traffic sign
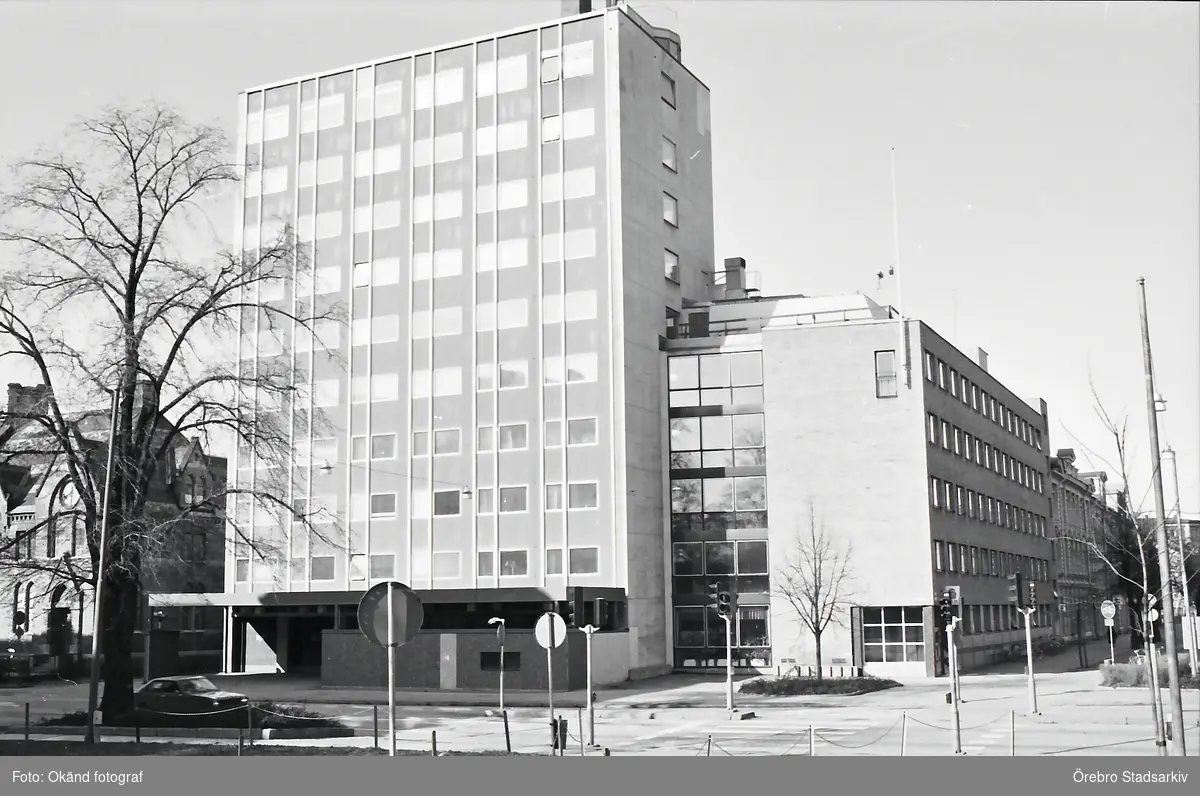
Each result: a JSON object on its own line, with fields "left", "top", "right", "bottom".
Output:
{"left": 1147, "top": 608, "right": 1160, "bottom": 624}
{"left": 12, "top": 610, "right": 27, "bottom": 626}
{"left": 534, "top": 612, "right": 567, "bottom": 650}
{"left": 1100, "top": 600, "right": 1117, "bottom": 620}
{"left": 358, "top": 581, "right": 424, "bottom": 648}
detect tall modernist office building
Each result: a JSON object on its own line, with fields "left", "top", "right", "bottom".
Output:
{"left": 219, "top": 1, "right": 714, "bottom": 680}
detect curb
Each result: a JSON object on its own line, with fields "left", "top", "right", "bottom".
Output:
{"left": 0, "top": 725, "right": 357, "bottom": 741}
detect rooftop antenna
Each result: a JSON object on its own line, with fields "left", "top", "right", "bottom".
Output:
{"left": 890, "top": 148, "right": 910, "bottom": 388}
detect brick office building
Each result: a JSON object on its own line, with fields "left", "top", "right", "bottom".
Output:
{"left": 665, "top": 271, "right": 1055, "bottom": 678}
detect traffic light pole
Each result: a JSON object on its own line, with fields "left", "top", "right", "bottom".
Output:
{"left": 1023, "top": 608, "right": 1039, "bottom": 716}
{"left": 946, "top": 620, "right": 962, "bottom": 755}
{"left": 724, "top": 614, "right": 734, "bottom": 715}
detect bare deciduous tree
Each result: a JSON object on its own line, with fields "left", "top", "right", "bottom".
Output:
{"left": 0, "top": 104, "right": 341, "bottom": 718}
{"left": 774, "top": 502, "right": 855, "bottom": 678}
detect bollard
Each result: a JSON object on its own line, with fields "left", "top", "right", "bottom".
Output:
{"left": 557, "top": 716, "right": 568, "bottom": 757}
{"left": 135, "top": 713, "right": 141, "bottom": 745}
{"left": 503, "top": 710, "right": 512, "bottom": 753}
{"left": 246, "top": 703, "right": 254, "bottom": 745}
{"left": 900, "top": 712, "right": 907, "bottom": 756}
{"left": 1164, "top": 719, "right": 1172, "bottom": 742}
{"left": 373, "top": 705, "right": 379, "bottom": 750}
{"left": 706, "top": 735, "right": 712, "bottom": 757}
{"left": 25, "top": 703, "right": 31, "bottom": 744}
{"left": 603, "top": 747, "right": 610, "bottom": 756}
{"left": 577, "top": 709, "right": 585, "bottom": 756}
{"left": 431, "top": 730, "right": 438, "bottom": 756}
{"left": 1010, "top": 710, "right": 1016, "bottom": 756}
{"left": 237, "top": 729, "right": 244, "bottom": 756}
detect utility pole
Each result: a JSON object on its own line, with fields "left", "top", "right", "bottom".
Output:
{"left": 1136, "top": 277, "right": 1187, "bottom": 756}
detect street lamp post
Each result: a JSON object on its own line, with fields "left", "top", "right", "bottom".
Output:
{"left": 488, "top": 617, "right": 506, "bottom": 714}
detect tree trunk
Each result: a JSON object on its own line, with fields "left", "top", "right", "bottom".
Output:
{"left": 98, "top": 568, "right": 140, "bottom": 721}
{"left": 814, "top": 632, "right": 824, "bottom": 680}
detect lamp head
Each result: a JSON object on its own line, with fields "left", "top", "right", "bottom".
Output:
{"left": 488, "top": 616, "right": 504, "bottom": 626}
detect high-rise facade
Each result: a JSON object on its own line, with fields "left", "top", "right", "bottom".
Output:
{"left": 221, "top": 2, "right": 714, "bottom": 682}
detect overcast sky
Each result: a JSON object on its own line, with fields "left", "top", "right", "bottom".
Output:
{"left": 0, "top": 0, "right": 1196, "bottom": 513}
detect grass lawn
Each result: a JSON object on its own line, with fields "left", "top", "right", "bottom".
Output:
{"left": 738, "top": 676, "right": 902, "bottom": 697}
{"left": 0, "top": 740, "right": 523, "bottom": 756}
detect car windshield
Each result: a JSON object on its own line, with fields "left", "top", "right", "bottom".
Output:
{"left": 176, "top": 678, "right": 218, "bottom": 694}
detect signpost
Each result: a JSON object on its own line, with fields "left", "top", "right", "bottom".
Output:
{"left": 581, "top": 624, "right": 597, "bottom": 747}
{"left": 535, "top": 611, "right": 567, "bottom": 749}
{"left": 11, "top": 610, "right": 26, "bottom": 639}
{"left": 1101, "top": 600, "right": 1117, "bottom": 663}
{"left": 488, "top": 617, "right": 506, "bottom": 714}
{"left": 358, "top": 581, "right": 424, "bottom": 757}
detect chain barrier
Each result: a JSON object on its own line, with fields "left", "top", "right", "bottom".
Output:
{"left": 905, "top": 712, "right": 1012, "bottom": 732}
{"left": 813, "top": 715, "right": 903, "bottom": 749}
{"left": 779, "top": 730, "right": 812, "bottom": 757}
{"left": 709, "top": 740, "right": 737, "bottom": 756}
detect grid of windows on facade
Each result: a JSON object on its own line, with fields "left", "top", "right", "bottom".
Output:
{"left": 667, "top": 351, "right": 764, "bottom": 408}
{"left": 950, "top": 603, "right": 1053, "bottom": 635}
{"left": 234, "top": 22, "right": 617, "bottom": 591}
{"left": 672, "top": 540, "right": 769, "bottom": 596}
{"left": 927, "top": 411, "right": 1046, "bottom": 495}
{"left": 674, "top": 604, "right": 770, "bottom": 662}
{"left": 932, "top": 539, "right": 1050, "bottom": 582}
{"left": 923, "top": 350, "right": 1044, "bottom": 452}
{"left": 928, "top": 474, "right": 1047, "bottom": 537}
{"left": 862, "top": 607, "right": 925, "bottom": 664}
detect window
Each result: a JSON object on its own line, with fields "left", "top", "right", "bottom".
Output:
{"left": 371, "top": 434, "right": 396, "bottom": 459}
{"left": 370, "top": 554, "right": 394, "bottom": 579}
{"left": 498, "top": 424, "right": 527, "bottom": 451}
{"left": 477, "top": 426, "right": 494, "bottom": 452}
{"left": 669, "top": 414, "right": 766, "bottom": 470}
{"left": 663, "top": 192, "right": 679, "bottom": 226}
{"left": 569, "top": 547, "right": 599, "bottom": 575}
{"left": 941, "top": 421, "right": 951, "bottom": 451}
{"left": 562, "top": 40, "right": 594, "bottom": 79}
{"left": 927, "top": 414, "right": 938, "bottom": 445}
{"left": 499, "top": 486, "right": 527, "bottom": 513}
{"left": 499, "top": 550, "right": 528, "bottom": 576}
{"left": 953, "top": 427, "right": 962, "bottom": 456}
{"left": 544, "top": 420, "right": 563, "bottom": 447}
{"left": 956, "top": 486, "right": 966, "bottom": 516}
{"left": 545, "top": 483, "right": 563, "bottom": 511}
{"left": 350, "top": 436, "right": 367, "bottom": 461}
{"left": 862, "top": 607, "right": 925, "bottom": 663}
{"left": 937, "top": 360, "right": 947, "bottom": 390}
{"left": 874, "top": 350, "right": 898, "bottom": 398}
{"left": 413, "top": 431, "right": 429, "bottom": 456}
{"left": 949, "top": 369, "right": 959, "bottom": 398}
{"left": 661, "top": 72, "right": 676, "bottom": 107}
{"left": 541, "top": 114, "right": 562, "bottom": 143}
{"left": 934, "top": 541, "right": 945, "bottom": 571}
{"left": 567, "top": 417, "right": 597, "bottom": 445}
{"left": 562, "top": 108, "right": 594, "bottom": 140}
{"left": 671, "top": 540, "right": 770, "bottom": 596}
{"left": 930, "top": 477, "right": 941, "bottom": 509}
{"left": 476, "top": 488, "right": 494, "bottom": 514}
{"left": 477, "top": 551, "right": 494, "bottom": 576}
{"left": 662, "top": 136, "right": 677, "bottom": 171}
{"left": 434, "top": 429, "right": 461, "bottom": 455}
{"left": 499, "top": 361, "right": 529, "bottom": 389}
{"left": 664, "top": 249, "right": 680, "bottom": 282}
{"left": 433, "top": 490, "right": 461, "bottom": 516}
{"left": 541, "top": 54, "right": 561, "bottom": 83}
{"left": 970, "top": 546, "right": 979, "bottom": 575}
{"left": 923, "top": 351, "right": 935, "bottom": 382}
{"left": 568, "top": 482, "right": 599, "bottom": 509}
{"left": 370, "top": 493, "right": 397, "bottom": 517}
{"left": 546, "top": 549, "right": 563, "bottom": 576}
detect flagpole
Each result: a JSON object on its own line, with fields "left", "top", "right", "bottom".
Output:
{"left": 891, "top": 148, "right": 909, "bottom": 389}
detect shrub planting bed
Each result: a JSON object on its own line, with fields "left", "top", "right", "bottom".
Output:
{"left": 738, "top": 676, "right": 902, "bottom": 696}
{"left": 0, "top": 741, "right": 523, "bottom": 756}
{"left": 1099, "top": 652, "right": 1197, "bottom": 689}
{"left": 39, "top": 703, "right": 347, "bottom": 731}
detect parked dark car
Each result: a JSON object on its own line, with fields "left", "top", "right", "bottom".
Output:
{"left": 133, "top": 676, "right": 249, "bottom": 716}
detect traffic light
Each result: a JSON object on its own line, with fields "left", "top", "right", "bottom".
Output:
{"left": 570, "top": 586, "right": 584, "bottom": 628}
{"left": 1027, "top": 580, "right": 1037, "bottom": 610}
{"left": 1007, "top": 573, "right": 1025, "bottom": 608}
{"left": 937, "top": 591, "right": 955, "bottom": 626}
{"left": 717, "top": 590, "right": 734, "bottom": 619}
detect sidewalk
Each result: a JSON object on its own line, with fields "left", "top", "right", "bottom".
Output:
{"left": 966, "top": 633, "right": 1133, "bottom": 677}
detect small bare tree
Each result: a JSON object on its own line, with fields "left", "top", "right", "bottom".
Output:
{"left": 774, "top": 502, "right": 855, "bottom": 678}
{"left": 1059, "top": 381, "right": 1168, "bottom": 648}
{"left": 0, "top": 104, "right": 341, "bottom": 717}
